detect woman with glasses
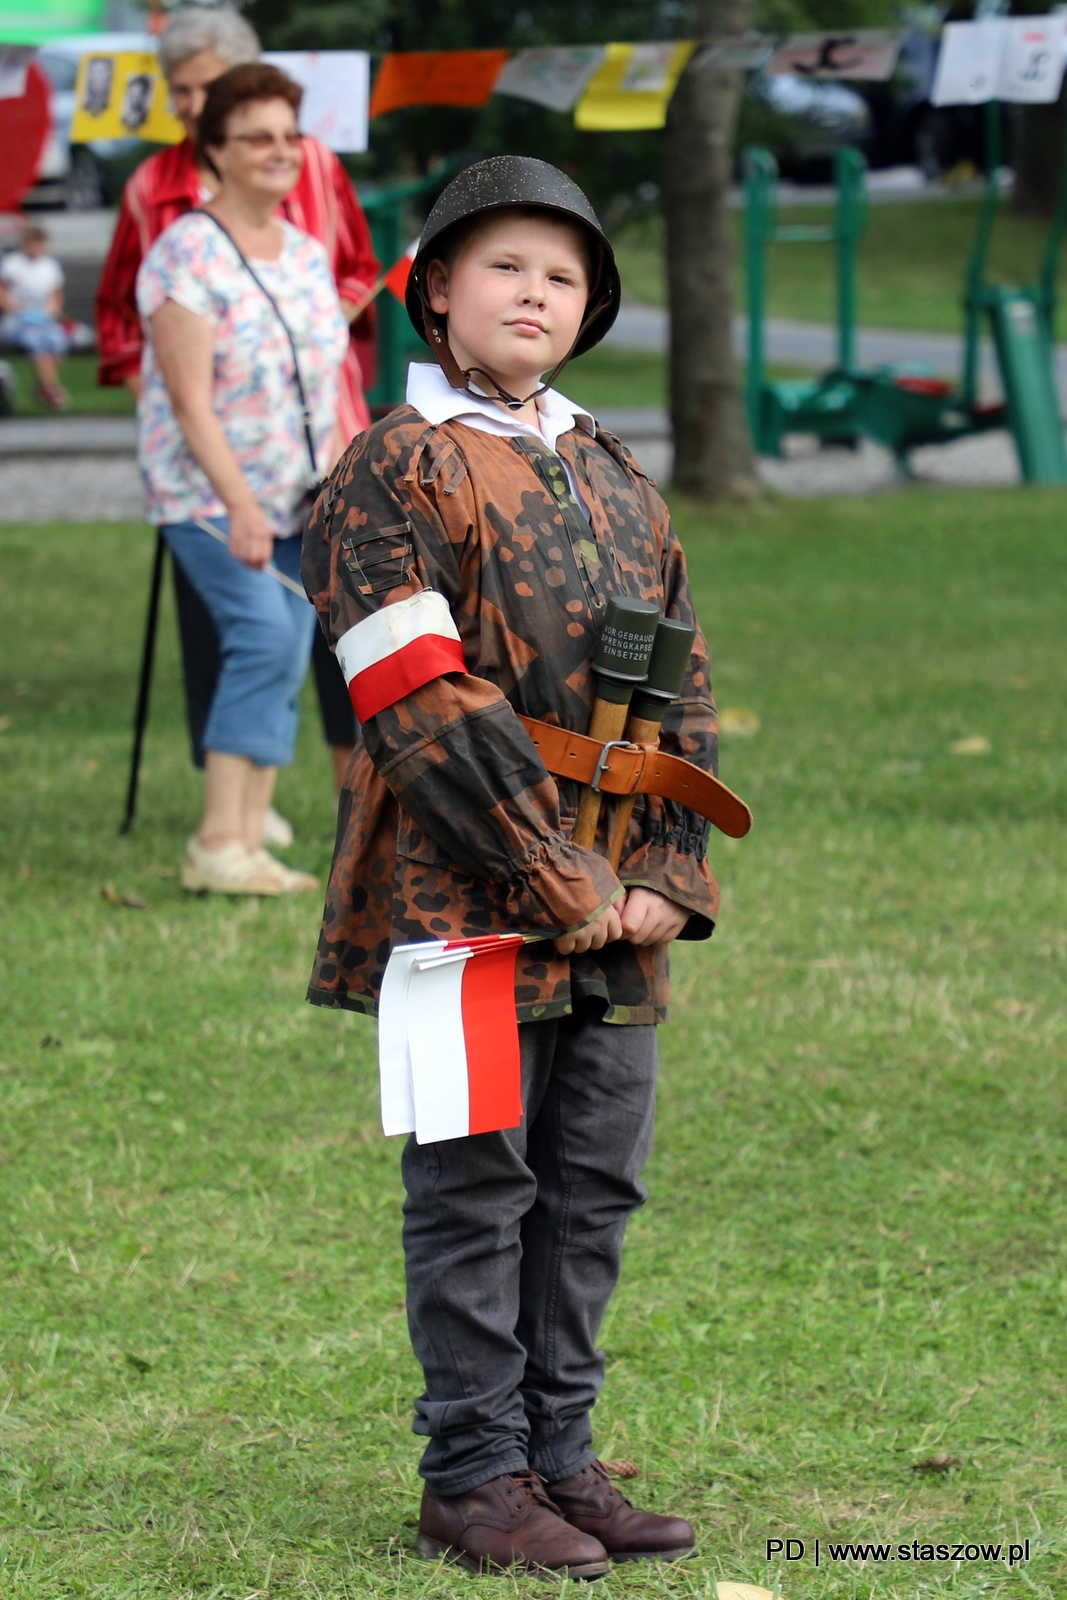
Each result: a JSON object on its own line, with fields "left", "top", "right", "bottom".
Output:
{"left": 97, "top": 7, "right": 378, "bottom": 829}
{"left": 137, "top": 64, "right": 348, "bottom": 895}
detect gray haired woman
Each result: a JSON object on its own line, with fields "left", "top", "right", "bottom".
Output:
{"left": 96, "top": 7, "right": 380, "bottom": 845}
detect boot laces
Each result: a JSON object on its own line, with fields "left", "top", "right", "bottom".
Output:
{"left": 507, "top": 1470, "right": 558, "bottom": 1512}
{"left": 590, "top": 1461, "right": 634, "bottom": 1509}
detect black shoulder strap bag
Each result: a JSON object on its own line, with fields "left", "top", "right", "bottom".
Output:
{"left": 193, "top": 209, "right": 320, "bottom": 504}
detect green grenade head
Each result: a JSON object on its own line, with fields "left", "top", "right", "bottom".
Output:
{"left": 591, "top": 596, "right": 660, "bottom": 705}
{"left": 628, "top": 617, "right": 697, "bottom": 724}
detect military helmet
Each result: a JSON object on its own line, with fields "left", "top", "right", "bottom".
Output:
{"left": 406, "top": 155, "right": 621, "bottom": 360}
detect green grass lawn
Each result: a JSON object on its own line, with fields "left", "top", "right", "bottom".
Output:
{"left": 615, "top": 196, "right": 1067, "bottom": 334}
{"left": 2, "top": 492, "right": 1066, "bottom": 1598}
{"left": 557, "top": 347, "right": 666, "bottom": 410}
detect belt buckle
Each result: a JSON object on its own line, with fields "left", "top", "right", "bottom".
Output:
{"left": 591, "top": 739, "right": 638, "bottom": 793}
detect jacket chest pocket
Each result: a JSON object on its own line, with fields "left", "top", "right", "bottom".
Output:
{"left": 340, "top": 522, "right": 415, "bottom": 598}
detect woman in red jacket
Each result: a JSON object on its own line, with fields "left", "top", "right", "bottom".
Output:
{"left": 97, "top": 6, "right": 379, "bottom": 808}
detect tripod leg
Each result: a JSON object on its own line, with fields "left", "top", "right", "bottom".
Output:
{"left": 119, "top": 530, "right": 167, "bottom": 836}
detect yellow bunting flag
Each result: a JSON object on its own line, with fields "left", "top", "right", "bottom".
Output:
{"left": 70, "top": 50, "right": 183, "bottom": 144}
{"left": 574, "top": 41, "right": 695, "bottom": 131}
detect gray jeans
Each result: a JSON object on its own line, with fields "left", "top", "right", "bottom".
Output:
{"left": 401, "top": 1005, "right": 658, "bottom": 1497}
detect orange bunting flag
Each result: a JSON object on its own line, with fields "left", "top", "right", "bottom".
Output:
{"left": 370, "top": 49, "right": 510, "bottom": 117}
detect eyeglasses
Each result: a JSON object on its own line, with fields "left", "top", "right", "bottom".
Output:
{"left": 228, "top": 131, "right": 303, "bottom": 150}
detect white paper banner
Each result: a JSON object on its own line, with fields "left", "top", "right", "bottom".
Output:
{"left": 932, "top": 17, "right": 1067, "bottom": 107}
{"left": 996, "top": 16, "right": 1066, "bottom": 105}
{"left": 930, "top": 20, "right": 1004, "bottom": 106}
{"left": 765, "top": 30, "right": 904, "bottom": 82}
{"left": 263, "top": 50, "right": 369, "bottom": 151}
{"left": 493, "top": 46, "right": 606, "bottom": 113}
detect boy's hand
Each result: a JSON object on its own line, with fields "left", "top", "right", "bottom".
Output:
{"left": 619, "top": 888, "right": 689, "bottom": 946}
{"left": 553, "top": 904, "right": 624, "bottom": 956}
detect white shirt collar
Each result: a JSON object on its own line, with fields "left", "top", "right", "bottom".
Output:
{"left": 405, "top": 361, "right": 595, "bottom": 454}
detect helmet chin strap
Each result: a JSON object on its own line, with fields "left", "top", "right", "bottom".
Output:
{"left": 421, "top": 284, "right": 615, "bottom": 413}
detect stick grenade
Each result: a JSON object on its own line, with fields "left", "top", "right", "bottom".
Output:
{"left": 119, "top": 530, "right": 168, "bottom": 836}
{"left": 572, "top": 596, "right": 660, "bottom": 850}
{"left": 606, "top": 618, "right": 697, "bottom": 872}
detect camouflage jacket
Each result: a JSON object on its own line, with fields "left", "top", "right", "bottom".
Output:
{"left": 301, "top": 404, "right": 720, "bottom": 1026}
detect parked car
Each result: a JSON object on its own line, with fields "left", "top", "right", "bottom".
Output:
{"left": 855, "top": 29, "right": 987, "bottom": 177}
{"left": 737, "top": 71, "right": 874, "bottom": 181}
{"left": 737, "top": 30, "right": 988, "bottom": 182}
{"left": 28, "top": 31, "right": 156, "bottom": 209}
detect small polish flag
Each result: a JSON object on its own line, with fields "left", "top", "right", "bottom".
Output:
{"left": 379, "top": 934, "right": 525, "bottom": 1143}
{"left": 384, "top": 237, "right": 419, "bottom": 303}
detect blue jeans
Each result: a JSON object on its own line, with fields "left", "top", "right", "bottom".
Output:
{"left": 160, "top": 517, "right": 316, "bottom": 768}
{"left": 2, "top": 310, "right": 69, "bottom": 357}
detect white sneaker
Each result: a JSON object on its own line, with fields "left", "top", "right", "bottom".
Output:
{"left": 247, "top": 849, "right": 319, "bottom": 894}
{"left": 263, "top": 806, "right": 295, "bottom": 848}
{"left": 181, "top": 837, "right": 281, "bottom": 896}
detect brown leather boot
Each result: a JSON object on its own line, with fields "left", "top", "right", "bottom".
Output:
{"left": 546, "top": 1460, "right": 696, "bottom": 1562}
{"left": 417, "top": 1470, "right": 611, "bottom": 1580}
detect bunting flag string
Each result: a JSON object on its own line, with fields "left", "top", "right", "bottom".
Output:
{"left": 366, "top": 30, "right": 906, "bottom": 129}
{"left": 47, "top": 31, "right": 915, "bottom": 159}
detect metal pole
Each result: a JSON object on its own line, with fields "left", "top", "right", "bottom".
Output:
{"left": 1037, "top": 99, "right": 1067, "bottom": 344}
{"left": 963, "top": 100, "right": 1003, "bottom": 407}
{"left": 119, "top": 529, "right": 166, "bottom": 836}
{"left": 834, "top": 146, "right": 866, "bottom": 373}
{"left": 744, "top": 148, "right": 775, "bottom": 451}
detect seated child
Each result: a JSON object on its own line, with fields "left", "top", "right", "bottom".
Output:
{"left": 302, "top": 156, "right": 722, "bottom": 1579}
{"left": 0, "top": 224, "right": 70, "bottom": 410}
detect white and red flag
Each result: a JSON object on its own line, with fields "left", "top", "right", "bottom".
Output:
{"left": 384, "top": 237, "right": 419, "bottom": 302}
{"left": 378, "top": 934, "right": 526, "bottom": 1143}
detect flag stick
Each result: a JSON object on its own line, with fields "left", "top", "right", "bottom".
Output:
{"left": 346, "top": 274, "right": 387, "bottom": 322}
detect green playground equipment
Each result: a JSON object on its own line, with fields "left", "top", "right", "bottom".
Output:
{"left": 361, "top": 163, "right": 458, "bottom": 411}
{"left": 743, "top": 107, "right": 1067, "bottom": 482}
{"left": 744, "top": 143, "right": 872, "bottom": 454}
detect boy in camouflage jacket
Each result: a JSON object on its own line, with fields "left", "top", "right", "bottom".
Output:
{"left": 303, "top": 157, "right": 720, "bottom": 1578}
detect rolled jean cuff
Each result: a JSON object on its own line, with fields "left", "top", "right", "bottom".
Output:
{"left": 418, "top": 1451, "right": 531, "bottom": 1499}
{"left": 529, "top": 1444, "right": 595, "bottom": 1487}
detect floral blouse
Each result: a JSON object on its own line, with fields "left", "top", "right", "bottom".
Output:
{"left": 136, "top": 212, "right": 348, "bottom": 535}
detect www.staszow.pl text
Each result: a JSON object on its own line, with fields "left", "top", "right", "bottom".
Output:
{"left": 766, "top": 1537, "right": 1030, "bottom": 1567}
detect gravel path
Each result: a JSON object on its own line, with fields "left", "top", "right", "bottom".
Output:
{"left": 0, "top": 422, "right": 1022, "bottom": 523}
{"left": 608, "top": 426, "right": 1020, "bottom": 496}
{"left": 0, "top": 455, "right": 146, "bottom": 521}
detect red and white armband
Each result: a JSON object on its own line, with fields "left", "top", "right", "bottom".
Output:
{"left": 335, "top": 589, "right": 466, "bottom": 722}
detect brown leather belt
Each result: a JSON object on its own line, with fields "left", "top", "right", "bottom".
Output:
{"left": 518, "top": 715, "right": 752, "bottom": 839}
